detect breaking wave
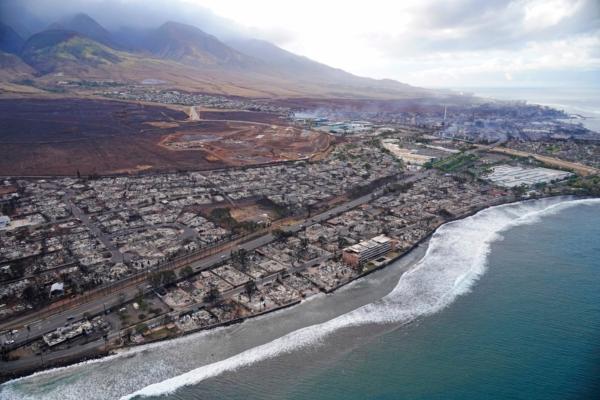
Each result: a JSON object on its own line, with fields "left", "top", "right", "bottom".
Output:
{"left": 121, "top": 197, "right": 600, "bottom": 399}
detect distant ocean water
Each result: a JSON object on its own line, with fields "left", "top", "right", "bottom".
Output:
{"left": 461, "top": 86, "right": 600, "bottom": 133}
{"left": 1, "top": 198, "right": 599, "bottom": 400}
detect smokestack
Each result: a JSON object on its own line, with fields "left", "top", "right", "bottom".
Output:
{"left": 443, "top": 105, "right": 447, "bottom": 126}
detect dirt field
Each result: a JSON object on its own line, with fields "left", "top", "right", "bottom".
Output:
{"left": 229, "top": 204, "right": 278, "bottom": 223}
{"left": 0, "top": 97, "right": 206, "bottom": 176}
{"left": 198, "top": 110, "right": 288, "bottom": 124}
{"left": 0, "top": 98, "right": 330, "bottom": 176}
{"left": 160, "top": 120, "right": 330, "bottom": 165}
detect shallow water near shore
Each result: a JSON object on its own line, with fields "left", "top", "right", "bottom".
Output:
{"left": 0, "top": 225, "right": 427, "bottom": 399}
{"left": 2, "top": 197, "right": 599, "bottom": 400}
{"left": 156, "top": 197, "right": 600, "bottom": 400}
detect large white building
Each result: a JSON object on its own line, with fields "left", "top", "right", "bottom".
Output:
{"left": 382, "top": 139, "right": 436, "bottom": 166}
{"left": 486, "top": 165, "right": 572, "bottom": 188}
{"left": 342, "top": 235, "right": 395, "bottom": 267}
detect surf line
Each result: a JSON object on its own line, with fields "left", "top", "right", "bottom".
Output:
{"left": 122, "top": 198, "right": 600, "bottom": 399}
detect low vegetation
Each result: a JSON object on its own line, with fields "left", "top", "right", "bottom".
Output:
{"left": 567, "top": 175, "right": 600, "bottom": 196}
{"left": 429, "top": 152, "right": 479, "bottom": 172}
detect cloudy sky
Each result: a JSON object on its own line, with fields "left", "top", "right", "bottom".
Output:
{"left": 5, "top": 0, "right": 600, "bottom": 88}
{"left": 192, "top": 0, "right": 600, "bottom": 88}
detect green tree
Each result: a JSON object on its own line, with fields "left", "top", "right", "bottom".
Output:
{"left": 135, "top": 323, "right": 148, "bottom": 335}
{"left": 337, "top": 236, "right": 349, "bottom": 250}
{"left": 180, "top": 266, "right": 194, "bottom": 279}
{"left": 511, "top": 184, "right": 528, "bottom": 197}
{"left": 149, "top": 270, "right": 177, "bottom": 288}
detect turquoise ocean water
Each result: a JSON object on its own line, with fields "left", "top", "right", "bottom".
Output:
{"left": 1, "top": 198, "right": 599, "bottom": 400}
{"left": 160, "top": 199, "right": 600, "bottom": 400}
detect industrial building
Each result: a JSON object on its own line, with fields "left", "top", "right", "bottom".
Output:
{"left": 342, "top": 235, "right": 395, "bottom": 267}
{"left": 486, "top": 165, "right": 572, "bottom": 188}
{"left": 382, "top": 139, "right": 437, "bottom": 167}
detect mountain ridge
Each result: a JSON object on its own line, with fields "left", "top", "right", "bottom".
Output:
{"left": 144, "top": 21, "right": 256, "bottom": 68}
{"left": 0, "top": 13, "right": 429, "bottom": 99}
{"left": 20, "top": 29, "right": 122, "bottom": 74}
{"left": 0, "top": 22, "right": 25, "bottom": 54}
{"left": 47, "top": 13, "right": 115, "bottom": 47}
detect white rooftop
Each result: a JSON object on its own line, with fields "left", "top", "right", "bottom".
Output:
{"left": 346, "top": 235, "right": 392, "bottom": 254}
{"left": 50, "top": 282, "right": 64, "bottom": 292}
{"left": 486, "top": 165, "right": 572, "bottom": 188}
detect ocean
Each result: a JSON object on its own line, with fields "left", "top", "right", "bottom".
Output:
{"left": 1, "top": 197, "right": 599, "bottom": 400}
{"left": 460, "top": 86, "right": 600, "bottom": 133}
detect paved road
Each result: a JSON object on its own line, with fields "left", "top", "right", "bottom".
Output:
{"left": 188, "top": 106, "right": 200, "bottom": 121}
{"left": 63, "top": 189, "right": 124, "bottom": 264}
{"left": 0, "top": 249, "right": 337, "bottom": 375}
{"left": 0, "top": 170, "right": 429, "bottom": 350}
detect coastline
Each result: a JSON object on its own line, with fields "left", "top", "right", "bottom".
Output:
{"left": 0, "top": 233, "right": 430, "bottom": 384}
{"left": 2, "top": 196, "right": 599, "bottom": 400}
{"left": 0, "top": 194, "right": 592, "bottom": 384}
{"left": 121, "top": 195, "right": 600, "bottom": 400}
{"left": 183, "top": 200, "right": 600, "bottom": 400}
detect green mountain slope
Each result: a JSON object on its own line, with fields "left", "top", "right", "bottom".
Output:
{"left": 21, "top": 29, "right": 121, "bottom": 74}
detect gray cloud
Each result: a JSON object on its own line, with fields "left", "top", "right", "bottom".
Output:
{"left": 0, "top": 0, "right": 250, "bottom": 39}
{"left": 1, "top": 0, "right": 597, "bottom": 87}
{"left": 369, "top": 0, "right": 600, "bottom": 56}
{"left": 414, "top": 0, "right": 516, "bottom": 30}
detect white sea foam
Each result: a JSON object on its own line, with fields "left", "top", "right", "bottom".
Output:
{"left": 1, "top": 198, "right": 596, "bottom": 400}
{"left": 120, "top": 197, "right": 600, "bottom": 399}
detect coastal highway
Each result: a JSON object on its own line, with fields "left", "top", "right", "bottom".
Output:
{"left": 0, "top": 170, "right": 430, "bottom": 351}
{"left": 0, "top": 253, "right": 335, "bottom": 375}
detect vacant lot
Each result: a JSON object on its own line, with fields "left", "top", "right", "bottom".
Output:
{"left": 0, "top": 98, "right": 210, "bottom": 176}
{"left": 0, "top": 98, "right": 329, "bottom": 176}
{"left": 230, "top": 203, "right": 278, "bottom": 223}
{"left": 198, "top": 110, "right": 287, "bottom": 124}
{"left": 161, "top": 120, "right": 330, "bottom": 165}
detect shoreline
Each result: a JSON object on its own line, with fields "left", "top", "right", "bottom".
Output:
{"left": 0, "top": 235, "right": 430, "bottom": 384}
{"left": 0, "top": 194, "right": 591, "bottom": 383}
